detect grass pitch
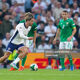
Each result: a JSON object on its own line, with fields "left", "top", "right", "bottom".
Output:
{"left": 0, "top": 69, "right": 80, "bottom": 80}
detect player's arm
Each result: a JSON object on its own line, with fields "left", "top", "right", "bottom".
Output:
{"left": 67, "top": 27, "right": 76, "bottom": 41}
{"left": 67, "top": 20, "right": 76, "bottom": 41}
{"left": 71, "top": 27, "right": 76, "bottom": 37}
{"left": 33, "top": 31, "right": 36, "bottom": 48}
{"left": 17, "top": 26, "right": 33, "bottom": 40}
{"left": 33, "top": 23, "right": 37, "bottom": 48}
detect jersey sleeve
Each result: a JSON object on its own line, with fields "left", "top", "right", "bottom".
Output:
{"left": 19, "top": 20, "right": 26, "bottom": 23}
{"left": 16, "top": 24, "right": 29, "bottom": 40}
{"left": 33, "top": 22, "right": 37, "bottom": 31}
{"left": 71, "top": 20, "right": 76, "bottom": 29}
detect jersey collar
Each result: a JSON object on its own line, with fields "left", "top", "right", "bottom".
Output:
{"left": 24, "top": 23, "right": 26, "bottom": 28}
{"left": 24, "top": 23, "right": 28, "bottom": 29}
{"left": 63, "top": 18, "right": 69, "bottom": 21}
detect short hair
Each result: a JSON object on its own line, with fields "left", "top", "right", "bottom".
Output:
{"left": 25, "top": 12, "right": 33, "bottom": 21}
{"left": 48, "top": 19, "right": 53, "bottom": 22}
{"left": 62, "top": 10, "right": 68, "bottom": 13}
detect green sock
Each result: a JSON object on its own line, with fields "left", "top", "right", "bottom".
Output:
{"left": 13, "top": 53, "right": 19, "bottom": 67}
{"left": 60, "top": 55, "right": 65, "bottom": 68}
{"left": 14, "top": 53, "right": 18, "bottom": 59}
{"left": 21, "top": 56, "right": 27, "bottom": 67}
{"left": 68, "top": 54, "right": 73, "bottom": 66}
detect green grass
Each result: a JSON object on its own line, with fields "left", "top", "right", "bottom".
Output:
{"left": 0, "top": 69, "right": 80, "bottom": 80}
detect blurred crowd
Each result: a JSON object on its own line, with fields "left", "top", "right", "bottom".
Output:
{"left": 0, "top": 0, "right": 80, "bottom": 55}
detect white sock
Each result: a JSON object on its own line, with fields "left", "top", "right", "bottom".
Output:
{"left": 12, "top": 57, "right": 20, "bottom": 64}
{"left": 59, "top": 65, "right": 62, "bottom": 69}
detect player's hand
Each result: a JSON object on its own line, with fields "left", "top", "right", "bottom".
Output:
{"left": 67, "top": 36, "right": 73, "bottom": 42}
{"left": 28, "top": 37, "right": 33, "bottom": 40}
{"left": 33, "top": 43, "right": 36, "bottom": 48}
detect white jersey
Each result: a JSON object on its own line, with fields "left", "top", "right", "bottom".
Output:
{"left": 10, "top": 23, "right": 31, "bottom": 45}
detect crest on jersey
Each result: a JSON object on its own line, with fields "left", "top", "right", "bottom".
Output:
{"left": 63, "top": 25, "right": 64, "bottom": 29}
{"left": 66, "top": 22, "right": 68, "bottom": 24}
{"left": 73, "top": 24, "right": 75, "bottom": 25}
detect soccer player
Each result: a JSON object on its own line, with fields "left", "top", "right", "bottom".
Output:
{"left": 54, "top": 10, "right": 76, "bottom": 71}
{"left": 0, "top": 12, "right": 34, "bottom": 69}
{"left": 9, "top": 13, "right": 37, "bottom": 71}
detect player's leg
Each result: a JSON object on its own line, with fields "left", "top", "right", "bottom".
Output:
{"left": 14, "top": 53, "right": 18, "bottom": 59}
{"left": 10, "top": 51, "right": 25, "bottom": 71}
{"left": 68, "top": 54, "right": 74, "bottom": 71}
{"left": 22, "top": 56, "right": 27, "bottom": 67}
{"left": 10, "top": 46, "right": 28, "bottom": 69}
{"left": 59, "top": 54, "right": 65, "bottom": 70}
{"left": 18, "top": 56, "right": 27, "bottom": 71}
{"left": 9, "top": 50, "right": 18, "bottom": 71}
{"left": 0, "top": 42, "right": 15, "bottom": 63}
{"left": 21, "top": 40, "right": 32, "bottom": 67}
{"left": 18, "top": 48, "right": 31, "bottom": 71}
{"left": 18, "top": 40, "right": 32, "bottom": 71}
{"left": 66, "top": 42, "right": 74, "bottom": 71}
{"left": 59, "top": 42, "right": 65, "bottom": 71}
{"left": 0, "top": 52, "right": 10, "bottom": 63}
{"left": 3, "top": 60, "right": 13, "bottom": 68}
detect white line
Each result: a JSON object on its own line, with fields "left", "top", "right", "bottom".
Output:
{"left": 0, "top": 73, "right": 80, "bottom": 76}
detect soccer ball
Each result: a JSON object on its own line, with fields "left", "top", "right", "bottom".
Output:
{"left": 30, "top": 63, "right": 38, "bottom": 71}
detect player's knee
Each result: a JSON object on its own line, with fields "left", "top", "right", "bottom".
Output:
{"left": 25, "top": 48, "right": 28, "bottom": 54}
{"left": 22, "top": 48, "right": 28, "bottom": 55}
{"left": 18, "top": 48, "right": 28, "bottom": 56}
{"left": 23, "top": 53, "right": 26, "bottom": 58}
{"left": 5, "top": 53, "right": 10, "bottom": 58}
{"left": 24, "top": 50, "right": 28, "bottom": 54}
{"left": 18, "top": 50, "right": 23, "bottom": 54}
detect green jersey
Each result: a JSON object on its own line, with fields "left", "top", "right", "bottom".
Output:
{"left": 57, "top": 18, "right": 76, "bottom": 42}
{"left": 19, "top": 20, "right": 37, "bottom": 37}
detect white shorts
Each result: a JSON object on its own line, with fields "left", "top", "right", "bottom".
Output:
{"left": 59, "top": 42, "right": 73, "bottom": 49}
{"left": 25, "top": 40, "right": 33, "bottom": 48}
